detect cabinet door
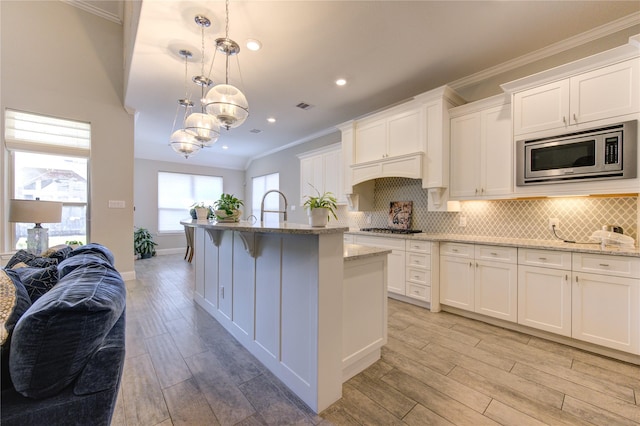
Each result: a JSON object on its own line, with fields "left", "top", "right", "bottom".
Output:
{"left": 450, "top": 113, "right": 481, "bottom": 198}
{"left": 300, "top": 155, "right": 323, "bottom": 203}
{"left": 517, "top": 265, "right": 571, "bottom": 336}
{"left": 387, "top": 249, "right": 406, "bottom": 295}
{"left": 482, "top": 104, "right": 513, "bottom": 197}
{"left": 323, "top": 149, "right": 345, "bottom": 203}
{"left": 570, "top": 59, "right": 640, "bottom": 125}
{"left": 475, "top": 260, "right": 518, "bottom": 322}
{"left": 388, "top": 108, "right": 421, "bottom": 157}
{"left": 572, "top": 272, "right": 640, "bottom": 354}
{"left": 354, "top": 118, "right": 386, "bottom": 164}
{"left": 513, "top": 80, "right": 569, "bottom": 135}
{"left": 439, "top": 255, "right": 474, "bottom": 311}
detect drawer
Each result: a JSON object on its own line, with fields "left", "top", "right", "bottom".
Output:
{"left": 406, "top": 253, "right": 430, "bottom": 269}
{"left": 406, "top": 266, "right": 431, "bottom": 285}
{"left": 475, "top": 245, "right": 517, "bottom": 264}
{"left": 405, "top": 240, "right": 431, "bottom": 254}
{"left": 440, "top": 242, "right": 474, "bottom": 258}
{"left": 354, "top": 235, "right": 406, "bottom": 250}
{"left": 518, "top": 248, "right": 571, "bottom": 270}
{"left": 343, "top": 233, "right": 355, "bottom": 244}
{"left": 573, "top": 253, "right": 640, "bottom": 279}
{"left": 406, "top": 282, "right": 431, "bottom": 302}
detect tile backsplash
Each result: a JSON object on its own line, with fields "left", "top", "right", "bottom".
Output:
{"left": 336, "top": 177, "right": 638, "bottom": 242}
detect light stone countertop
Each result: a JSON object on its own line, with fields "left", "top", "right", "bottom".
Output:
{"left": 343, "top": 244, "right": 392, "bottom": 262}
{"left": 181, "top": 219, "right": 348, "bottom": 235}
{"left": 346, "top": 230, "right": 640, "bottom": 257}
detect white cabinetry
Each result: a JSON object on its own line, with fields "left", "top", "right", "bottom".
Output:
{"left": 512, "top": 58, "right": 639, "bottom": 136}
{"left": 449, "top": 95, "right": 512, "bottom": 199}
{"left": 405, "top": 240, "right": 431, "bottom": 303}
{"left": 298, "top": 143, "right": 345, "bottom": 204}
{"left": 517, "top": 249, "right": 572, "bottom": 336}
{"left": 440, "top": 242, "right": 517, "bottom": 322}
{"left": 572, "top": 253, "right": 640, "bottom": 354}
{"left": 353, "top": 235, "right": 405, "bottom": 295}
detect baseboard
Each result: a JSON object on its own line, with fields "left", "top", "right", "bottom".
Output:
{"left": 156, "top": 247, "right": 185, "bottom": 256}
{"left": 120, "top": 270, "right": 136, "bottom": 281}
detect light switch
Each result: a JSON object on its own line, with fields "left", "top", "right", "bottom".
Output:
{"left": 108, "top": 200, "right": 126, "bottom": 209}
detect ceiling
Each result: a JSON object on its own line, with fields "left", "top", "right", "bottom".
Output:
{"left": 117, "top": 1, "right": 640, "bottom": 170}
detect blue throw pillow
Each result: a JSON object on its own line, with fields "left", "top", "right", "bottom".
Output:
{"left": 9, "top": 262, "right": 126, "bottom": 399}
{"left": 5, "top": 250, "right": 58, "bottom": 269}
{"left": 1, "top": 269, "right": 31, "bottom": 389}
{"left": 68, "top": 243, "right": 115, "bottom": 266}
{"left": 14, "top": 265, "right": 59, "bottom": 303}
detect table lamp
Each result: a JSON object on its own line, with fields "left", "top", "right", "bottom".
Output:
{"left": 9, "top": 198, "right": 63, "bottom": 255}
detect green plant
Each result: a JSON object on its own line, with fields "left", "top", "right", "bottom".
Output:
{"left": 303, "top": 187, "right": 338, "bottom": 221}
{"left": 134, "top": 227, "right": 158, "bottom": 258}
{"left": 65, "top": 240, "right": 83, "bottom": 246}
{"left": 213, "top": 193, "right": 244, "bottom": 216}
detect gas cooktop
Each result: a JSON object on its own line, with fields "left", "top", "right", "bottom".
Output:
{"left": 360, "top": 228, "right": 423, "bottom": 234}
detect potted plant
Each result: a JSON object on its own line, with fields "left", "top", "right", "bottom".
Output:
{"left": 134, "top": 227, "right": 158, "bottom": 259}
{"left": 303, "top": 188, "right": 338, "bottom": 227}
{"left": 213, "top": 193, "right": 244, "bottom": 222}
{"left": 65, "top": 240, "right": 84, "bottom": 249}
{"left": 190, "top": 202, "right": 212, "bottom": 220}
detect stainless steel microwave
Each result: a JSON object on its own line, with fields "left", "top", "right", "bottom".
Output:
{"left": 516, "top": 121, "right": 637, "bottom": 186}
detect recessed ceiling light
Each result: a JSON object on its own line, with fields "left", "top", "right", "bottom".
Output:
{"left": 335, "top": 78, "right": 347, "bottom": 86}
{"left": 222, "top": 145, "right": 229, "bottom": 150}
{"left": 246, "top": 39, "right": 262, "bottom": 51}
{"left": 267, "top": 117, "right": 276, "bottom": 123}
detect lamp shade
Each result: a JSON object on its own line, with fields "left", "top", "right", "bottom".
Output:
{"left": 9, "top": 199, "right": 63, "bottom": 224}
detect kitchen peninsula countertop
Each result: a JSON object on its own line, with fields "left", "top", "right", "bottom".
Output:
{"left": 346, "top": 230, "right": 640, "bottom": 257}
{"left": 182, "top": 218, "right": 348, "bottom": 235}
{"left": 343, "top": 244, "right": 391, "bottom": 261}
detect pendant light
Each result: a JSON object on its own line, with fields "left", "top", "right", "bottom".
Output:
{"left": 184, "top": 15, "right": 220, "bottom": 146}
{"left": 204, "top": 0, "right": 249, "bottom": 130}
{"left": 170, "top": 49, "right": 201, "bottom": 159}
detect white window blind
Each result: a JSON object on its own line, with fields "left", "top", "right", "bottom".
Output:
{"left": 252, "top": 172, "right": 279, "bottom": 219}
{"left": 4, "top": 109, "right": 91, "bottom": 156}
{"left": 158, "top": 171, "right": 223, "bottom": 232}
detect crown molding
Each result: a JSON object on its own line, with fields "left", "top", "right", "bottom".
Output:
{"left": 60, "top": 0, "right": 123, "bottom": 25}
{"left": 450, "top": 12, "right": 640, "bottom": 91}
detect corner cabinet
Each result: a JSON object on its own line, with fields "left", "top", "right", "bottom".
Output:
{"left": 512, "top": 59, "right": 639, "bottom": 136}
{"left": 298, "top": 143, "right": 346, "bottom": 205}
{"left": 449, "top": 94, "right": 512, "bottom": 200}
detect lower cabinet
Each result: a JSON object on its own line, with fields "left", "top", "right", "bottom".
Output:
{"left": 517, "top": 249, "right": 572, "bottom": 337}
{"left": 352, "top": 235, "right": 406, "bottom": 295}
{"left": 440, "top": 242, "right": 518, "bottom": 322}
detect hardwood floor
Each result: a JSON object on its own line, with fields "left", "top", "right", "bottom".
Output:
{"left": 112, "top": 254, "right": 640, "bottom": 425}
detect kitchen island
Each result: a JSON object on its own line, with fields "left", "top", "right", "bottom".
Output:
{"left": 182, "top": 219, "right": 389, "bottom": 413}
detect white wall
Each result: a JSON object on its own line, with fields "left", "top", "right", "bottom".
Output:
{"left": 1, "top": 1, "right": 135, "bottom": 275}
{"left": 134, "top": 158, "right": 245, "bottom": 252}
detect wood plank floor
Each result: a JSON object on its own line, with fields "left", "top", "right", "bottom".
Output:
{"left": 112, "top": 254, "right": 640, "bottom": 425}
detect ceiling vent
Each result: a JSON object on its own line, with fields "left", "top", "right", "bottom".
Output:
{"left": 296, "top": 102, "right": 314, "bottom": 110}
{"left": 250, "top": 129, "right": 262, "bottom": 134}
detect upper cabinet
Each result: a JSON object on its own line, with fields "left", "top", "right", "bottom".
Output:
{"left": 298, "top": 143, "right": 346, "bottom": 205}
{"left": 513, "top": 59, "right": 639, "bottom": 136}
{"left": 449, "top": 94, "right": 512, "bottom": 200}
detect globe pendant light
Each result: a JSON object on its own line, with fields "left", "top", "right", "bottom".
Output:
{"left": 204, "top": 0, "right": 249, "bottom": 130}
{"left": 169, "top": 50, "right": 201, "bottom": 159}
{"left": 184, "top": 15, "right": 220, "bottom": 146}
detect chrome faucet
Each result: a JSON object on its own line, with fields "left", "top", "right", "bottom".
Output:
{"left": 260, "top": 190, "right": 288, "bottom": 222}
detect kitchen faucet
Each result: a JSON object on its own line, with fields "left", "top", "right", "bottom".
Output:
{"left": 260, "top": 190, "right": 288, "bottom": 222}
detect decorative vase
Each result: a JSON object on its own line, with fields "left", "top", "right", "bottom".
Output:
{"left": 195, "top": 207, "right": 208, "bottom": 220}
{"left": 308, "top": 208, "right": 329, "bottom": 227}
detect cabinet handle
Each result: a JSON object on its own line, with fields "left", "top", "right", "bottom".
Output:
{"left": 220, "top": 286, "right": 225, "bottom": 298}
{"left": 469, "top": 262, "right": 473, "bottom": 267}
{"left": 565, "top": 274, "right": 568, "bottom": 281}
{"left": 490, "top": 252, "right": 498, "bottom": 256}
{"left": 573, "top": 113, "right": 578, "bottom": 122}
{"left": 575, "top": 276, "right": 579, "bottom": 284}
{"left": 413, "top": 290, "right": 420, "bottom": 294}
{"left": 475, "top": 262, "right": 479, "bottom": 268}
{"left": 562, "top": 116, "right": 567, "bottom": 124}
{"left": 452, "top": 248, "right": 459, "bottom": 252}
{"left": 475, "top": 188, "right": 478, "bottom": 195}
{"left": 599, "top": 263, "right": 610, "bottom": 267}
{"left": 415, "top": 260, "right": 421, "bottom": 264}
{"left": 538, "top": 257, "right": 547, "bottom": 261}
{"left": 481, "top": 188, "right": 485, "bottom": 194}
{"left": 414, "top": 275, "right": 420, "bottom": 279}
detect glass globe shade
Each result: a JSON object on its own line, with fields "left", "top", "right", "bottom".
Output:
{"left": 169, "top": 129, "right": 201, "bottom": 158}
{"left": 204, "top": 84, "right": 249, "bottom": 129}
{"left": 185, "top": 112, "right": 220, "bottom": 146}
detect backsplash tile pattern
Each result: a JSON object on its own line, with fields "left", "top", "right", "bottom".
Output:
{"left": 336, "top": 177, "right": 638, "bottom": 242}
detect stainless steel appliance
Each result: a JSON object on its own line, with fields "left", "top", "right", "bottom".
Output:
{"left": 360, "top": 227, "right": 422, "bottom": 234}
{"left": 516, "top": 120, "right": 637, "bottom": 185}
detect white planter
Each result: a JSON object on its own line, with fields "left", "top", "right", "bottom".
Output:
{"left": 215, "top": 209, "right": 242, "bottom": 222}
{"left": 308, "top": 208, "right": 329, "bottom": 227}
{"left": 195, "top": 207, "right": 208, "bottom": 220}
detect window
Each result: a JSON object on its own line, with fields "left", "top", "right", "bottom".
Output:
{"left": 158, "top": 172, "right": 223, "bottom": 232}
{"left": 252, "top": 172, "right": 279, "bottom": 219}
{"left": 6, "top": 110, "right": 90, "bottom": 250}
